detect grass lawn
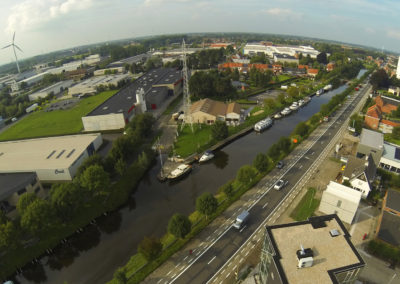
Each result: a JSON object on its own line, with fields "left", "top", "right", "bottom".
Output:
{"left": 174, "top": 124, "right": 214, "bottom": 157}
{"left": 277, "top": 74, "right": 291, "bottom": 81}
{"left": 0, "top": 90, "right": 117, "bottom": 141}
{"left": 290, "top": 187, "right": 320, "bottom": 221}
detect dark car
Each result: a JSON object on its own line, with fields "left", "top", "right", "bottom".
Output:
{"left": 277, "top": 161, "right": 284, "bottom": 169}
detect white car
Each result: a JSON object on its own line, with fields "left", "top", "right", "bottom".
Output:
{"left": 274, "top": 179, "right": 287, "bottom": 190}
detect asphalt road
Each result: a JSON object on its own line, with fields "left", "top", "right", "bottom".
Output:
{"left": 167, "top": 83, "right": 371, "bottom": 284}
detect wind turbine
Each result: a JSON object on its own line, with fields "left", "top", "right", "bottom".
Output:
{"left": 2, "top": 32, "right": 23, "bottom": 73}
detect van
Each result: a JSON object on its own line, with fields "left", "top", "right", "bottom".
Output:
{"left": 233, "top": 210, "right": 249, "bottom": 230}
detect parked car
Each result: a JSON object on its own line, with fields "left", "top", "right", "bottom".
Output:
{"left": 274, "top": 179, "right": 287, "bottom": 190}
{"left": 276, "top": 161, "right": 284, "bottom": 169}
{"left": 11, "top": 117, "right": 17, "bottom": 122}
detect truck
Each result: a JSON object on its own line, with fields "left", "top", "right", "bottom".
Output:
{"left": 233, "top": 210, "right": 249, "bottom": 230}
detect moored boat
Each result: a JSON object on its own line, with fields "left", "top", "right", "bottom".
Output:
{"left": 316, "top": 89, "right": 324, "bottom": 96}
{"left": 274, "top": 113, "right": 282, "bottom": 119}
{"left": 199, "top": 150, "right": 215, "bottom": 163}
{"left": 323, "top": 84, "right": 332, "bottom": 91}
{"left": 254, "top": 117, "right": 273, "bottom": 132}
{"left": 281, "top": 107, "right": 292, "bottom": 116}
{"left": 167, "top": 164, "right": 192, "bottom": 180}
{"left": 289, "top": 102, "right": 299, "bottom": 111}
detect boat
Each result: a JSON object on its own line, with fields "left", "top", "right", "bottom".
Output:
{"left": 289, "top": 102, "right": 299, "bottom": 111}
{"left": 297, "top": 99, "right": 305, "bottom": 106}
{"left": 304, "top": 96, "right": 311, "bottom": 104}
{"left": 167, "top": 164, "right": 192, "bottom": 180}
{"left": 274, "top": 113, "right": 282, "bottom": 119}
{"left": 316, "top": 89, "right": 324, "bottom": 96}
{"left": 281, "top": 107, "right": 292, "bottom": 116}
{"left": 323, "top": 84, "right": 333, "bottom": 91}
{"left": 254, "top": 117, "right": 273, "bottom": 132}
{"left": 199, "top": 150, "right": 215, "bottom": 163}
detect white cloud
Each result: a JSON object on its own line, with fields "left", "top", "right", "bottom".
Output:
{"left": 6, "top": 0, "right": 96, "bottom": 34}
{"left": 263, "top": 8, "right": 302, "bottom": 19}
{"left": 387, "top": 29, "right": 400, "bottom": 40}
{"left": 143, "top": 0, "right": 192, "bottom": 6}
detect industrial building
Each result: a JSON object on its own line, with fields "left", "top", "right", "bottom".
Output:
{"left": 82, "top": 68, "right": 182, "bottom": 131}
{"left": 259, "top": 215, "right": 365, "bottom": 284}
{"left": 274, "top": 54, "right": 299, "bottom": 64}
{"left": 319, "top": 181, "right": 362, "bottom": 224}
{"left": 28, "top": 80, "right": 75, "bottom": 101}
{"left": 396, "top": 56, "right": 400, "bottom": 79}
{"left": 68, "top": 74, "right": 130, "bottom": 97}
{"left": 0, "top": 133, "right": 103, "bottom": 182}
{"left": 243, "top": 43, "right": 320, "bottom": 58}
{"left": 20, "top": 71, "right": 49, "bottom": 86}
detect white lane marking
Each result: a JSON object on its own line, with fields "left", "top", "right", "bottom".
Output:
{"left": 304, "top": 156, "right": 310, "bottom": 160}
{"left": 157, "top": 279, "right": 163, "bottom": 284}
{"left": 167, "top": 271, "right": 172, "bottom": 276}
{"left": 207, "top": 256, "right": 216, "bottom": 265}
{"left": 262, "top": 202, "right": 268, "bottom": 209}
{"left": 239, "top": 225, "right": 247, "bottom": 233}
{"left": 183, "top": 256, "right": 188, "bottom": 261}
{"left": 226, "top": 272, "right": 231, "bottom": 278}
{"left": 299, "top": 165, "right": 303, "bottom": 169}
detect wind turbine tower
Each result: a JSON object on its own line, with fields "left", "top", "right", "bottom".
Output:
{"left": 2, "top": 32, "right": 23, "bottom": 73}
{"left": 181, "top": 39, "right": 193, "bottom": 131}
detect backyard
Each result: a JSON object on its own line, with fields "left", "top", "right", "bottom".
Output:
{"left": 0, "top": 90, "right": 117, "bottom": 141}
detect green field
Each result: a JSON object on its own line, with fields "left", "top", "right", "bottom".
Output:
{"left": 0, "top": 90, "right": 117, "bottom": 141}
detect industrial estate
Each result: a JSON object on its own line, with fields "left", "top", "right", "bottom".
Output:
{"left": 0, "top": 29, "right": 400, "bottom": 284}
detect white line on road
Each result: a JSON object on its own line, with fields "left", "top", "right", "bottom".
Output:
{"left": 226, "top": 272, "right": 231, "bottom": 278}
{"left": 167, "top": 271, "right": 172, "bottom": 276}
{"left": 157, "top": 279, "right": 163, "bottom": 284}
{"left": 183, "top": 256, "right": 188, "bottom": 261}
{"left": 239, "top": 225, "right": 247, "bottom": 233}
{"left": 262, "top": 202, "right": 268, "bottom": 209}
{"left": 207, "top": 256, "right": 216, "bottom": 265}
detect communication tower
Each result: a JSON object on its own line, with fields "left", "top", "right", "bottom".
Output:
{"left": 181, "top": 39, "right": 193, "bottom": 131}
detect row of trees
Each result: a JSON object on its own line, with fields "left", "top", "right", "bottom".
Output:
{"left": 189, "top": 70, "right": 237, "bottom": 100}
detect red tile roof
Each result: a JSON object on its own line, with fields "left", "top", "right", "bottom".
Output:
{"left": 381, "top": 119, "right": 400, "bottom": 127}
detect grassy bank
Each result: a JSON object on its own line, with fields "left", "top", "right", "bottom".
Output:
{"left": 290, "top": 187, "right": 320, "bottom": 221}
{"left": 0, "top": 90, "right": 116, "bottom": 141}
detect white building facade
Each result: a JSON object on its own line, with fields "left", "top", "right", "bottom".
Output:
{"left": 397, "top": 56, "right": 400, "bottom": 80}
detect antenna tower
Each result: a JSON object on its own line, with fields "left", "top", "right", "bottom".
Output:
{"left": 182, "top": 39, "right": 193, "bottom": 131}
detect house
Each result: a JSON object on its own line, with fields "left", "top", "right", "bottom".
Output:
{"left": 307, "top": 68, "right": 319, "bottom": 78}
{"left": 189, "top": 98, "right": 241, "bottom": 124}
{"left": 376, "top": 190, "right": 400, "bottom": 246}
{"left": 342, "top": 155, "right": 376, "bottom": 198}
{"left": 379, "top": 142, "right": 400, "bottom": 174}
{"left": 364, "top": 96, "right": 400, "bottom": 133}
{"left": 356, "top": 128, "right": 384, "bottom": 166}
{"left": 388, "top": 86, "right": 400, "bottom": 96}
{"left": 326, "top": 62, "right": 336, "bottom": 72}
{"left": 319, "top": 181, "right": 362, "bottom": 224}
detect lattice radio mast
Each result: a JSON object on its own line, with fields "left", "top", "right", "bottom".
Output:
{"left": 182, "top": 39, "right": 193, "bottom": 131}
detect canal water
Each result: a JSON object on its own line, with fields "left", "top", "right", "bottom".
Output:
{"left": 16, "top": 83, "right": 350, "bottom": 284}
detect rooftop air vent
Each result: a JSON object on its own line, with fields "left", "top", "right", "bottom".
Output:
{"left": 297, "top": 245, "right": 314, "bottom": 269}
{"left": 330, "top": 229, "right": 340, "bottom": 237}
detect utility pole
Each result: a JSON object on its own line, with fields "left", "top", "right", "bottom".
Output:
{"left": 181, "top": 39, "right": 193, "bottom": 132}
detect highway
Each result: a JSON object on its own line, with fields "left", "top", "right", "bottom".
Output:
{"left": 149, "top": 81, "right": 371, "bottom": 284}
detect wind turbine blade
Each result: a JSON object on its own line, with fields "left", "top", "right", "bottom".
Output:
{"left": 14, "top": 45, "right": 23, "bottom": 52}
{"left": 2, "top": 44, "right": 12, "bottom": 49}
{"left": 13, "top": 31, "right": 15, "bottom": 43}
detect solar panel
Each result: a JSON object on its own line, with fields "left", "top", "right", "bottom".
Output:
{"left": 395, "top": 148, "right": 400, "bottom": 160}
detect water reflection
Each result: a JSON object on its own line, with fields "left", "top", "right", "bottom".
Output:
{"left": 96, "top": 211, "right": 122, "bottom": 234}
{"left": 21, "top": 262, "right": 47, "bottom": 283}
{"left": 69, "top": 225, "right": 100, "bottom": 252}
{"left": 47, "top": 244, "right": 79, "bottom": 270}
{"left": 213, "top": 151, "right": 229, "bottom": 169}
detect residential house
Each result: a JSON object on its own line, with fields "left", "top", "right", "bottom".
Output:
{"left": 319, "top": 181, "right": 362, "bottom": 224}
{"left": 342, "top": 155, "right": 376, "bottom": 198}
{"left": 326, "top": 62, "right": 336, "bottom": 72}
{"left": 364, "top": 95, "right": 400, "bottom": 133}
{"left": 388, "top": 86, "right": 400, "bottom": 96}
{"left": 307, "top": 68, "right": 319, "bottom": 78}
{"left": 379, "top": 142, "right": 400, "bottom": 174}
{"left": 356, "top": 128, "right": 384, "bottom": 166}
{"left": 376, "top": 189, "right": 400, "bottom": 246}
{"left": 189, "top": 98, "right": 241, "bottom": 124}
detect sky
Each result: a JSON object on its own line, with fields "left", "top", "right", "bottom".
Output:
{"left": 0, "top": 0, "right": 399, "bottom": 67}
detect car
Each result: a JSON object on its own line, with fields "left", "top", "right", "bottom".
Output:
{"left": 276, "top": 161, "right": 284, "bottom": 169}
{"left": 274, "top": 179, "right": 287, "bottom": 190}
{"left": 11, "top": 117, "right": 17, "bottom": 122}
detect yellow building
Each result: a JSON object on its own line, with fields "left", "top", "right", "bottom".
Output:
{"left": 189, "top": 98, "right": 241, "bottom": 124}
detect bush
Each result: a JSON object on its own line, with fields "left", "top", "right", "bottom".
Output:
{"left": 168, "top": 214, "right": 192, "bottom": 239}
{"left": 138, "top": 237, "right": 162, "bottom": 261}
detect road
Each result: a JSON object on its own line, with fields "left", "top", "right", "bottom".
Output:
{"left": 146, "top": 82, "right": 371, "bottom": 284}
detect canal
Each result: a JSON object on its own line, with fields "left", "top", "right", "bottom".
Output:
{"left": 16, "top": 83, "right": 350, "bottom": 284}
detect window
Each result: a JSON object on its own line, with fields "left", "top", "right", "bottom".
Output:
{"left": 337, "top": 200, "right": 342, "bottom": 208}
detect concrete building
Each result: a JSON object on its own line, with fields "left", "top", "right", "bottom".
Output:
{"left": 68, "top": 74, "right": 130, "bottom": 97}
{"left": 243, "top": 43, "right": 269, "bottom": 56}
{"left": 94, "top": 67, "right": 125, "bottom": 76}
{"left": 82, "top": 68, "right": 182, "bottom": 131}
{"left": 0, "top": 172, "right": 45, "bottom": 215}
{"left": 319, "top": 181, "right": 362, "bottom": 224}
{"left": 396, "top": 56, "right": 400, "bottom": 80}
{"left": 28, "top": 80, "right": 75, "bottom": 101}
{"left": 379, "top": 142, "right": 400, "bottom": 173}
{"left": 342, "top": 155, "right": 376, "bottom": 198}
{"left": 0, "top": 133, "right": 103, "bottom": 182}
{"left": 376, "top": 189, "right": 400, "bottom": 246}
{"left": 20, "top": 72, "right": 49, "bottom": 86}
{"left": 243, "top": 43, "right": 320, "bottom": 59}
{"left": 273, "top": 54, "right": 299, "bottom": 64}
{"left": 108, "top": 53, "right": 150, "bottom": 68}
{"left": 259, "top": 215, "right": 365, "bottom": 284}
{"left": 189, "top": 98, "right": 241, "bottom": 124}
{"left": 356, "top": 128, "right": 384, "bottom": 166}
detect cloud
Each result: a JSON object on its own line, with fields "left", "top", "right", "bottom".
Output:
{"left": 143, "top": 0, "right": 192, "bottom": 6}
{"left": 387, "top": 30, "right": 400, "bottom": 40}
{"left": 263, "top": 8, "right": 302, "bottom": 19}
{"left": 6, "top": 0, "right": 96, "bottom": 34}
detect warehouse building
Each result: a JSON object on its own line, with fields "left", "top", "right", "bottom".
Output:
{"left": 68, "top": 74, "right": 130, "bottom": 97}
{"left": 82, "top": 68, "right": 182, "bottom": 131}
{"left": 28, "top": 80, "right": 75, "bottom": 101}
{"left": 0, "top": 133, "right": 103, "bottom": 182}
{"left": 259, "top": 215, "right": 365, "bottom": 284}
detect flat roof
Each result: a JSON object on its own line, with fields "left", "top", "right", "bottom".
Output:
{"left": 360, "top": 128, "right": 383, "bottom": 149}
{"left": 378, "top": 211, "right": 400, "bottom": 246}
{"left": 386, "top": 190, "right": 400, "bottom": 212}
{"left": 326, "top": 181, "right": 362, "bottom": 203}
{"left": 0, "top": 172, "right": 37, "bottom": 201}
{"left": 0, "top": 133, "right": 101, "bottom": 172}
{"left": 382, "top": 142, "right": 400, "bottom": 162}
{"left": 267, "top": 215, "right": 364, "bottom": 284}
{"left": 87, "top": 68, "right": 181, "bottom": 117}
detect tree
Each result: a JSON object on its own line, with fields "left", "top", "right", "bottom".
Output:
{"left": 320, "top": 104, "right": 330, "bottom": 116}
{"left": 253, "top": 153, "right": 269, "bottom": 172}
{"left": 268, "top": 143, "right": 281, "bottom": 161}
{"left": 196, "top": 192, "right": 218, "bottom": 219}
{"left": 287, "top": 87, "right": 299, "bottom": 99}
{"left": 0, "top": 211, "right": 8, "bottom": 225}
{"left": 138, "top": 236, "right": 162, "bottom": 261}
{"left": 237, "top": 165, "right": 257, "bottom": 184}
{"left": 211, "top": 120, "right": 228, "bottom": 141}
{"left": 264, "top": 98, "right": 276, "bottom": 111}
{"left": 75, "top": 154, "right": 103, "bottom": 177}
{"left": 310, "top": 113, "right": 322, "bottom": 125}
{"left": 168, "top": 213, "right": 192, "bottom": 239}
{"left": 277, "top": 136, "right": 291, "bottom": 154}
{"left": 114, "top": 267, "right": 128, "bottom": 284}
{"left": 115, "top": 158, "right": 127, "bottom": 176}
{"left": 294, "top": 122, "right": 310, "bottom": 137}
{"left": 21, "top": 199, "right": 55, "bottom": 235}
{"left": 79, "top": 164, "right": 110, "bottom": 195}
{"left": 276, "top": 93, "right": 286, "bottom": 105}
{"left": 392, "top": 126, "right": 400, "bottom": 140}
{"left": 17, "top": 192, "right": 38, "bottom": 215}
{"left": 50, "top": 183, "right": 82, "bottom": 221}
{"left": 221, "top": 182, "right": 235, "bottom": 198}
{"left": 316, "top": 52, "right": 328, "bottom": 64}
{"left": 0, "top": 221, "right": 18, "bottom": 251}
{"left": 370, "top": 69, "right": 390, "bottom": 90}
